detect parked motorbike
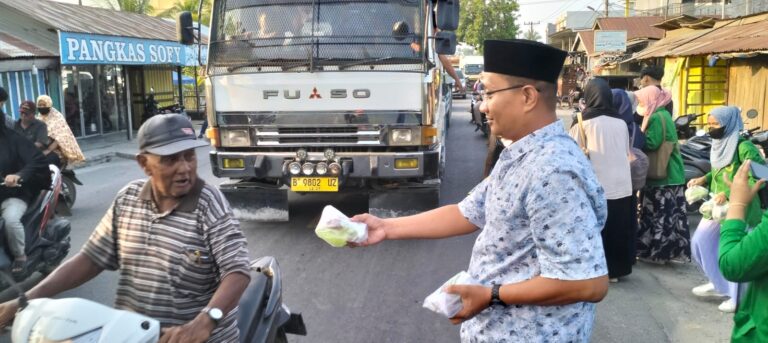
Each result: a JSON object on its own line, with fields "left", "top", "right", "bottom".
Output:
{"left": 0, "top": 165, "right": 71, "bottom": 288}
{"left": 675, "top": 113, "right": 705, "bottom": 140}
{"left": 7, "top": 254, "right": 306, "bottom": 342}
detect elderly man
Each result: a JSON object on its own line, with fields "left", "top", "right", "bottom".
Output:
{"left": 0, "top": 114, "right": 252, "bottom": 343}
{"left": 352, "top": 40, "right": 609, "bottom": 342}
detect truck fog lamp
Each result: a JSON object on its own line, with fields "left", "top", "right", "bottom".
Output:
{"left": 296, "top": 149, "right": 309, "bottom": 161}
{"left": 222, "top": 158, "right": 245, "bottom": 169}
{"left": 288, "top": 162, "right": 302, "bottom": 175}
{"left": 302, "top": 162, "right": 315, "bottom": 176}
{"left": 328, "top": 162, "right": 342, "bottom": 176}
{"left": 395, "top": 158, "right": 419, "bottom": 169}
{"left": 316, "top": 162, "right": 329, "bottom": 175}
{"left": 324, "top": 148, "right": 335, "bottom": 160}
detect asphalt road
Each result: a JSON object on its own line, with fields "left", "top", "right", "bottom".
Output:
{"left": 0, "top": 100, "right": 733, "bottom": 343}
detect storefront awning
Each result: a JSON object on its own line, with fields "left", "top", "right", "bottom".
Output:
{"left": 635, "top": 12, "right": 768, "bottom": 60}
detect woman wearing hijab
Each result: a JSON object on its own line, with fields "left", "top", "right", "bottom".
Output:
{"left": 687, "top": 106, "right": 764, "bottom": 313}
{"left": 35, "top": 95, "right": 85, "bottom": 166}
{"left": 569, "top": 78, "right": 635, "bottom": 281}
{"left": 635, "top": 86, "right": 690, "bottom": 264}
{"left": 612, "top": 89, "right": 645, "bottom": 150}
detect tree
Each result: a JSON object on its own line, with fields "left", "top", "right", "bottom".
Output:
{"left": 457, "top": 0, "right": 520, "bottom": 53}
{"left": 523, "top": 28, "right": 542, "bottom": 42}
{"left": 101, "top": 0, "right": 154, "bottom": 14}
{"left": 155, "top": 0, "right": 212, "bottom": 28}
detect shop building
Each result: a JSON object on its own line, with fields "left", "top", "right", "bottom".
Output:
{"left": 0, "top": 0, "right": 203, "bottom": 140}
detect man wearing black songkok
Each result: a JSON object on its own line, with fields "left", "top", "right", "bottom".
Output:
{"left": 351, "top": 40, "right": 609, "bottom": 342}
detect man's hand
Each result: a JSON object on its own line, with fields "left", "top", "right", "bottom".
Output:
{"left": 0, "top": 300, "right": 20, "bottom": 330}
{"left": 453, "top": 78, "right": 466, "bottom": 93}
{"left": 687, "top": 176, "right": 707, "bottom": 188}
{"left": 444, "top": 284, "right": 491, "bottom": 325}
{"left": 713, "top": 192, "right": 728, "bottom": 205}
{"left": 159, "top": 314, "right": 215, "bottom": 343}
{"left": 349, "top": 213, "right": 389, "bottom": 247}
{"left": 3, "top": 174, "right": 21, "bottom": 187}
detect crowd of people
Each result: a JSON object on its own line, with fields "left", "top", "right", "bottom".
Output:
{"left": 566, "top": 64, "right": 768, "bottom": 341}
{"left": 0, "top": 88, "right": 84, "bottom": 274}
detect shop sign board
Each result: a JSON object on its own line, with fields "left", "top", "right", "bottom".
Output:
{"left": 59, "top": 31, "right": 205, "bottom": 66}
{"left": 594, "top": 30, "right": 627, "bottom": 53}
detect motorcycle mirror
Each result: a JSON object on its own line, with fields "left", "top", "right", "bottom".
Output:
{"left": 696, "top": 129, "right": 707, "bottom": 137}
{"left": 747, "top": 109, "right": 759, "bottom": 119}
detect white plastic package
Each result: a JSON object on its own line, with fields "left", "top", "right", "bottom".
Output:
{"left": 699, "top": 199, "right": 714, "bottom": 219}
{"left": 712, "top": 203, "right": 730, "bottom": 222}
{"left": 314, "top": 205, "right": 368, "bottom": 247}
{"left": 423, "top": 271, "right": 479, "bottom": 318}
{"left": 685, "top": 186, "right": 709, "bottom": 205}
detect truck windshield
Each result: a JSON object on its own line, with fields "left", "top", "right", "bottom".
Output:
{"left": 209, "top": 0, "right": 425, "bottom": 73}
{"left": 464, "top": 64, "right": 483, "bottom": 75}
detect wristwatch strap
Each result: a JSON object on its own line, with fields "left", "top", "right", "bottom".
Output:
{"left": 491, "top": 284, "right": 506, "bottom": 306}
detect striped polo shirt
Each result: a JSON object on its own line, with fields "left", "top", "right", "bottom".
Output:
{"left": 82, "top": 178, "right": 251, "bottom": 342}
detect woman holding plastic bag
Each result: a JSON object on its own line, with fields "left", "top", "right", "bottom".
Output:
{"left": 635, "top": 86, "right": 690, "bottom": 264}
{"left": 686, "top": 106, "right": 764, "bottom": 312}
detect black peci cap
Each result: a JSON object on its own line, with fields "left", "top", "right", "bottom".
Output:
{"left": 137, "top": 114, "right": 207, "bottom": 156}
{"left": 483, "top": 39, "right": 567, "bottom": 84}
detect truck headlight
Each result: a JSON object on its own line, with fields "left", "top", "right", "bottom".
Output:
{"left": 316, "top": 162, "right": 328, "bottom": 175}
{"left": 288, "top": 161, "right": 302, "bottom": 175}
{"left": 302, "top": 162, "right": 315, "bottom": 176}
{"left": 221, "top": 129, "right": 251, "bottom": 147}
{"left": 390, "top": 129, "right": 413, "bottom": 145}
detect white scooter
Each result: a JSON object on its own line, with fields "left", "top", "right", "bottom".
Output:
{"left": 4, "top": 256, "right": 305, "bottom": 343}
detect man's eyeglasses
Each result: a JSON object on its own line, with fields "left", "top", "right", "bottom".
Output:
{"left": 480, "top": 84, "right": 537, "bottom": 101}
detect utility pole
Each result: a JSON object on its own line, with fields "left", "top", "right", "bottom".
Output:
{"left": 524, "top": 21, "right": 540, "bottom": 40}
{"left": 605, "top": 0, "right": 610, "bottom": 17}
{"left": 626, "top": 0, "right": 630, "bottom": 17}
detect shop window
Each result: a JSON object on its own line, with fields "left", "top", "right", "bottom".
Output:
{"left": 62, "top": 66, "right": 82, "bottom": 137}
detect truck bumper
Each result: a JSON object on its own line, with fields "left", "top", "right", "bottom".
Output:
{"left": 210, "top": 150, "right": 439, "bottom": 180}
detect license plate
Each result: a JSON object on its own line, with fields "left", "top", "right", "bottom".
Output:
{"left": 290, "top": 177, "right": 339, "bottom": 192}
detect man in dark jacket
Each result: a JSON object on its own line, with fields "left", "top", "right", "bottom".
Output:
{"left": 0, "top": 86, "right": 49, "bottom": 273}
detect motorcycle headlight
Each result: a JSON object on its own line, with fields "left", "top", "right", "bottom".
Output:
{"left": 221, "top": 129, "right": 251, "bottom": 147}
{"left": 390, "top": 129, "right": 414, "bottom": 145}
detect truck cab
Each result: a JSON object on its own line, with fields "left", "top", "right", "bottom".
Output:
{"left": 180, "top": 0, "right": 459, "bottom": 221}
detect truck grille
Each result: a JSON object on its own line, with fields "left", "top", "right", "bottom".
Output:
{"left": 256, "top": 126, "right": 383, "bottom": 146}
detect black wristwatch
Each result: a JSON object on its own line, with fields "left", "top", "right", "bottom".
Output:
{"left": 490, "top": 284, "right": 506, "bottom": 306}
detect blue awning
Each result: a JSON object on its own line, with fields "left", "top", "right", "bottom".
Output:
{"left": 172, "top": 72, "right": 195, "bottom": 85}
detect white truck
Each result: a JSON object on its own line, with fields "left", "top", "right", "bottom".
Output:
{"left": 178, "top": 0, "right": 459, "bottom": 221}
{"left": 460, "top": 55, "right": 483, "bottom": 89}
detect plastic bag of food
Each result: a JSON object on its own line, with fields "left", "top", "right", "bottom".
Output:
{"left": 713, "top": 203, "right": 730, "bottom": 222}
{"left": 423, "top": 271, "right": 480, "bottom": 318}
{"left": 685, "top": 186, "right": 710, "bottom": 205}
{"left": 699, "top": 199, "right": 714, "bottom": 220}
{"left": 314, "top": 205, "right": 368, "bottom": 247}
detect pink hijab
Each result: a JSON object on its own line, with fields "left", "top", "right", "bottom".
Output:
{"left": 634, "top": 86, "right": 672, "bottom": 131}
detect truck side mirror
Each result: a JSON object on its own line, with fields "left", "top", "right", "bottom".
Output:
{"left": 435, "top": 0, "right": 459, "bottom": 31}
{"left": 435, "top": 31, "right": 456, "bottom": 55}
{"left": 177, "top": 11, "right": 195, "bottom": 45}
{"left": 392, "top": 21, "right": 411, "bottom": 41}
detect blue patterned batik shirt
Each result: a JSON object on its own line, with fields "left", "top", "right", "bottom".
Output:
{"left": 458, "top": 121, "right": 608, "bottom": 343}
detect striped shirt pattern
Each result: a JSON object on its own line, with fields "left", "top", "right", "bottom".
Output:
{"left": 82, "top": 179, "right": 250, "bottom": 342}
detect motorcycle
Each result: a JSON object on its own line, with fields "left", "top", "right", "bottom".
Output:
{"left": 0, "top": 165, "right": 71, "bottom": 286}
{"left": 470, "top": 92, "right": 489, "bottom": 137}
{"left": 7, "top": 254, "right": 306, "bottom": 342}
{"left": 57, "top": 162, "right": 82, "bottom": 216}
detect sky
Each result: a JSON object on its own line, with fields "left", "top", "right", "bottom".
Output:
{"left": 516, "top": 0, "right": 627, "bottom": 41}
{"left": 53, "top": 0, "right": 622, "bottom": 43}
